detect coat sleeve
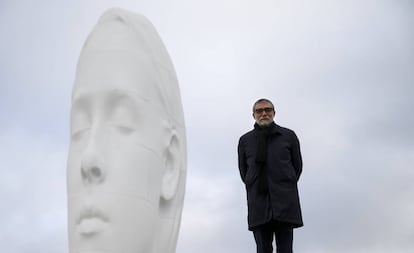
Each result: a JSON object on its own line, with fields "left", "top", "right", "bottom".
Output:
{"left": 290, "top": 131, "right": 303, "bottom": 181}
{"left": 238, "top": 137, "right": 248, "bottom": 184}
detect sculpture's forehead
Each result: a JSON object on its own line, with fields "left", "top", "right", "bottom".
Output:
{"left": 73, "top": 50, "right": 161, "bottom": 101}
{"left": 73, "top": 17, "right": 164, "bottom": 104}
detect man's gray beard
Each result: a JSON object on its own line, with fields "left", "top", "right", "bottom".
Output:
{"left": 257, "top": 119, "right": 273, "bottom": 127}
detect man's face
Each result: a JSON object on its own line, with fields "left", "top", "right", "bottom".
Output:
{"left": 253, "top": 101, "right": 275, "bottom": 127}
{"left": 67, "top": 50, "right": 167, "bottom": 252}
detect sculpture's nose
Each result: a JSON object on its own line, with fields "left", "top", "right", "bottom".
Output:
{"left": 81, "top": 144, "right": 105, "bottom": 185}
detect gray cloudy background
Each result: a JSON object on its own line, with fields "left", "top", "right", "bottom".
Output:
{"left": 1, "top": 0, "right": 413, "bottom": 252}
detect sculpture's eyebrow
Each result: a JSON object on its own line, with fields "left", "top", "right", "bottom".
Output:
{"left": 71, "top": 93, "right": 91, "bottom": 114}
{"left": 104, "top": 89, "right": 168, "bottom": 117}
{"left": 72, "top": 88, "right": 150, "bottom": 104}
{"left": 106, "top": 89, "right": 143, "bottom": 105}
{"left": 72, "top": 90, "right": 91, "bottom": 105}
{"left": 72, "top": 88, "right": 169, "bottom": 119}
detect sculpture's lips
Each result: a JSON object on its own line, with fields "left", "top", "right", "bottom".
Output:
{"left": 77, "top": 206, "right": 109, "bottom": 236}
{"left": 77, "top": 206, "right": 109, "bottom": 224}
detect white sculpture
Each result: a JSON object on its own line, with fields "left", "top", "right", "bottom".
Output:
{"left": 67, "top": 8, "right": 186, "bottom": 253}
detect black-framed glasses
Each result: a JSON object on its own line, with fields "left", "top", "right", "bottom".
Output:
{"left": 254, "top": 107, "right": 274, "bottom": 114}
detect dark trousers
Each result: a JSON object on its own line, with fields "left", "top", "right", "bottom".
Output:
{"left": 252, "top": 221, "right": 293, "bottom": 253}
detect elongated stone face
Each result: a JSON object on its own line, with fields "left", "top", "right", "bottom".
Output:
{"left": 67, "top": 8, "right": 186, "bottom": 253}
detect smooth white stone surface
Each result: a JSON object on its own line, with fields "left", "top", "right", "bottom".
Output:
{"left": 67, "top": 8, "right": 186, "bottom": 253}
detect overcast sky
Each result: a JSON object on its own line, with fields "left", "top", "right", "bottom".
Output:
{"left": 1, "top": 0, "right": 414, "bottom": 252}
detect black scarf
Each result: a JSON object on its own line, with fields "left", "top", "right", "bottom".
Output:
{"left": 254, "top": 122, "right": 275, "bottom": 193}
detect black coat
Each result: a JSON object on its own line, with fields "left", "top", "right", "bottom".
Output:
{"left": 238, "top": 123, "right": 303, "bottom": 230}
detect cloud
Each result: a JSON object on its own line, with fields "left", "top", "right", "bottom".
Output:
{"left": 0, "top": 127, "right": 68, "bottom": 253}
{"left": 1, "top": 0, "right": 413, "bottom": 252}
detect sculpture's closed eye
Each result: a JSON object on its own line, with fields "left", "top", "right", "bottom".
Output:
{"left": 71, "top": 112, "right": 91, "bottom": 140}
